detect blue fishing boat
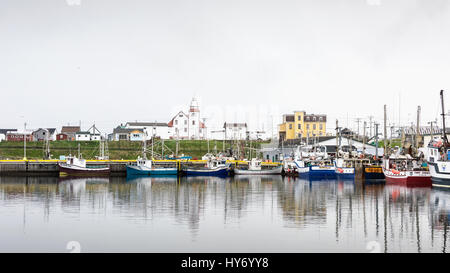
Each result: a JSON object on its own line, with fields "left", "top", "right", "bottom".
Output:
{"left": 183, "top": 159, "right": 230, "bottom": 177}
{"left": 126, "top": 157, "right": 178, "bottom": 176}
{"left": 308, "top": 162, "right": 337, "bottom": 179}
{"left": 334, "top": 158, "right": 355, "bottom": 179}
{"left": 295, "top": 159, "right": 336, "bottom": 179}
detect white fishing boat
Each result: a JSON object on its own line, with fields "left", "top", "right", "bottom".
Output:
{"left": 426, "top": 90, "right": 450, "bottom": 188}
{"left": 127, "top": 156, "right": 178, "bottom": 176}
{"left": 127, "top": 131, "right": 178, "bottom": 176}
{"left": 234, "top": 158, "right": 282, "bottom": 175}
{"left": 183, "top": 158, "right": 230, "bottom": 176}
{"left": 58, "top": 155, "right": 110, "bottom": 176}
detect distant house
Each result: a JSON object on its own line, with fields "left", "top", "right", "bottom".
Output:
{"left": 32, "top": 128, "right": 57, "bottom": 141}
{"left": 125, "top": 122, "right": 171, "bottom": 140}
{"left": 112, "top": 126, "right": 144, "bottom": 141}
{"left": 0, "top": 129, "right": 17, "bottom": 142}
{"left": 224, "top": 122, "right": 248, "bottom": 140}
{"left": 56, "top": 133, "right": 68, "bottom": 141}
{"left": 75, "top": 131, "right": 91, "bottom": 141}
{"left": 6, "top": 132, "right": 33, "bottom": 142}
{"left": 61, "top": 126, "right": 81, "bottom": 141}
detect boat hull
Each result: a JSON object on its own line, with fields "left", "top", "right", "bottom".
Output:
{"left": 58, "top": 163, "right": 110, "bottom": 177}
{"left": 183, "top": 167, "right": 229, "bottom": 177}
{"left": 234, "top": 166, "right": 282, "bottom": 175}
{"left": 335, "top": 167, "right": 355, "bottom": 179}
{"left": 298, "top": 166, "right": 336, "bottom": 179}
{"left": 383, "top": 168, "right": 431, "bottom": 187}
{"left": 363, "top": 165, "right": 385, "bottom": 180}
{"left": 126, "top": 165, "right": 178, "bottom": 176}
{"left": 428, "top": 162, "right": 450, "bottom": 188}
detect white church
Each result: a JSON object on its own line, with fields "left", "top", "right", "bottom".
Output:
{"left": 168, "top": 98, "right": 207, "bottom": 140}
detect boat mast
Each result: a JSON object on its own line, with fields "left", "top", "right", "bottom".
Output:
{"left": 440, "top": 90, "right": 448, "bottom": 144}
{"left": 416, "top": 105, "right": 421, "bottom": 154}
{"left": 363, "top": 121, "right": 366, "bottom": 155}
{"left": 336, "top": 119, "right": 339, "bottom": 159}
{"left": 375, "top": 123, "right": 379, "bottom": 159}
{"left": 384, "top": 104, "right": 388, "bottom": 158}
{"left": 143, "top": 131, "right": 147, "bottom": 160}
{"left": 151, "top": 128, "right": 154, "bottom": 159}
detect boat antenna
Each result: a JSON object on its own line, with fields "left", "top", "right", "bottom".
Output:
{"left": 440, "top": 90, "right": 448, "bottom": 145}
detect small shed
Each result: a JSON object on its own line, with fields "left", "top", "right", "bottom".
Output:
{"left": 56, "top": 133, "right": 68, "bottom": 141}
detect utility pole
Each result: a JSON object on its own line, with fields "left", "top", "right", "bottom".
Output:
{"left": 428, "top": 120, "right": 436, "bottom": 142}
{"left": 355, "top": 118, "right": 361, "bottom": 139}
{"left": 416, "top": 105, "right": 421, "bottom": 150}
{"left": 384, "top": 105, "right": 388, "bottom": 158}
{"left": 369, "top": 115, "right": 374, "bottom": 139}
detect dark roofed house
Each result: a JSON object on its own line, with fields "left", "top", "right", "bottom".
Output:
{"left": 112, "top": 126, "right": 144, "bottom": 141}
{"left": 126, "top": 122, "right": 168, "bottom": 127}
{"left": 32, "top": 128, "right": 57, "bottom": 141}
{"left": 61, "top": 126, "right": 81, "bottom": 141}
{"left": 125, "top": 121, "right": 171, "bottom": 139}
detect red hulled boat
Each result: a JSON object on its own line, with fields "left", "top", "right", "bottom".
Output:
{"left": 58, "top": 155, "right": 110, "bottom": 177}
{"left": 382, "top": 155, "right": 431, "bottom": 187}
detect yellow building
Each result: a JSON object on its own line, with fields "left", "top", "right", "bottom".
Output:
{"left": 278, "top": 111, "right": 327, "bottom": 141}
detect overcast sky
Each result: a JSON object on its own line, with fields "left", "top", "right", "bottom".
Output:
{"left": 1, "top": 0, "right": 450, "bottom": 136}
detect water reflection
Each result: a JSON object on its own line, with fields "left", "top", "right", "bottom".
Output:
{"left": 0, "top": 175, "right": 449, "bottom": 252}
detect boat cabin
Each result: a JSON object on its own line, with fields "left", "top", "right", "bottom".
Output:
{"left": 66, "top": 155, "right": 86, "bottom": 168}
{"left": 248, "top": 158, "right": 262, "bottom": 171}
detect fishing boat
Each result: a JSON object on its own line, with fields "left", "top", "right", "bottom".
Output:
{"left": 426, "top": 137, "right": 450, "bottom": 188}
{"left": 283, "top": 158, "right": 299, "bottom": 176}
{"left": 426, "top": 90, "right": 450, "bottom": 188}
{"left": 126, "top": 156, "right": 178, "bottom": 176}
{"left": 234, "top": 158, "right": 282, "bottom": 175}
{"left": 58, "top": 155, "right": 110, "bottom": 176}
{"left": 294, "top": 144, "right": 336, "bottom": 179}
{"left": 307, "top": 159, "right": 337, "bottom": 179}
{"left": 334, "top": 158, "right": 355, "bottom": 179}
{"left": 382, "top": 154, "right": 431, "bottom": 187}
{"left": 362, "top": 163, "right": 385, "bottom": 180}
{"left": 182, "top": 158, "right": 230, "bottom": 176}
{"left": 127, "top": 131, "right": 178, "bottom": 176}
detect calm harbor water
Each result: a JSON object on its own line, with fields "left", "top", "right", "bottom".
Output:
{"left": 0, "top": 175, "right": 448, "bottom": 253}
